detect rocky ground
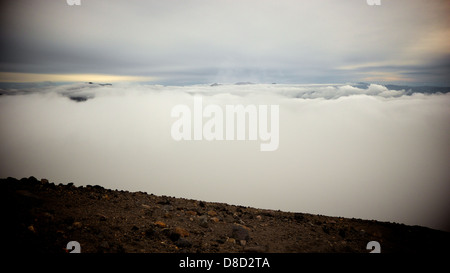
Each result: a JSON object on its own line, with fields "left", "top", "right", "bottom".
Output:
{"left": 3, "top": 176, "right": 450, "bottom": 253}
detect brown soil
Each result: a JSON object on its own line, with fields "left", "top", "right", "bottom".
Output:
{"left": 4, "top": 176, "right": 449, "bottom": 253}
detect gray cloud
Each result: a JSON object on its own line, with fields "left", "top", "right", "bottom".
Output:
{"left": 0, "top": 84, "right": 449, "bottom": 232}
{"left": 1, "top": 0, "right": 449, "bottom": 84}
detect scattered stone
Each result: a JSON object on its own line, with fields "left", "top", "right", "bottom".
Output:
{"left": 28, "top": 225, "right": 36, "bottom": 233}
{"left": 157, "top": 198, "right": 171, "bottom": 205}
{"left": 199, "top": 215, "right": 208, "bottom": 228}
{"left": 6, "top": 176, "right": 450, "bottom": 254}
{"left": 28, "top": 176, "right": 38, "bottom": 183}
{"left": 155, "top": 221, "right": 167, "bottom": 228}
{"left": 235, "top": 223, "right": 251, "bottom": 231}
{"left": 173, "top": 227, "right": 189, "bottom": 238}
{"left": 232, "top": 225, "right": 250, "bottom": 241}
{"left": 175, "top": 238, "right": 192, "bottom": 248}
{"left": 208, "top": 210, "right": 217, "bottom": 217}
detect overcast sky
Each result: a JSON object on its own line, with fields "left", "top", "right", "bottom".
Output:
{"left": 1, "top": 0, "right": 449, "bottom": 85}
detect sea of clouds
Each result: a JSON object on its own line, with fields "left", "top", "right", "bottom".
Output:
{"left": 1, "top": 83, "right": 449, "bottom": 231}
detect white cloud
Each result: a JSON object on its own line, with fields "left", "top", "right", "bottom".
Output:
{"left": 0, "top": 83, "right": 449, "bottom": 232}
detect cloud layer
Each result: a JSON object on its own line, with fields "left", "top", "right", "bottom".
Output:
{"left": 1, "top": 83, "right": 449, "bottom": 232}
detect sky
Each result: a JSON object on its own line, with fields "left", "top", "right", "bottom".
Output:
{"left": 0, "top": 0, "right": 449, "bottom": 85}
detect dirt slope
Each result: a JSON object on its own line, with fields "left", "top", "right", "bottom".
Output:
{"left": 3, "top": 176, "right": 449, "bottom": 253}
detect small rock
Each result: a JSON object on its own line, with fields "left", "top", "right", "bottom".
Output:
{"left": 226, "top": 238, "right": 236, "bottom": 244}
{"left": 157, "top": 198, "right": 171, "bottom": 205}
{"left": 155, "top": 221, "right": 167, "bottom": 228}
{"left": 235, "top": 223, "right": 251, "bottom": 231}
{"left": 186, "top": 210, "right": 197, "bottom": 216}
{"left": 167, "top": 227, "right": 189, "bottom": 241}
{"left": 173, "top": 227, "right": 189, "bottom": 238}
{"left": 208, "top": 210, "right": 217, "bottom": 217}
{"left": 239, "top": 240, "right": 247, "bottom": 246}
{"left": 28, "top": 225, "right": 36, "bottom": 233}
{"left": 211, "top": 217, "right": 220, "bottom": 223}
{"left": 28, "top": 176, "right": 38, "bottom": 183}
{"left": 256, "top": 215, "right": 262, "bottom": 221}
{"left": 141, "top": 204, "right": 151, "bottom": 209}
{"left": 40, "top": 178, "right": 49, "bottom": 184}
{"left": 73, "top": 222, "right": 82, "bottom": 228}
{"left": 294, "top": 213, "right": 304, "bottom": 222}
{"left": 175, "top": 238, "right": 192, "bottom": 248}
{"left": 231, "top": 225, "right": 250, "bottom": 241}
{"left": 199, "top": 215, "right": 208, "bottom": 228}
{"left": 162, "top": 205, "right": 174, "bottom": 211}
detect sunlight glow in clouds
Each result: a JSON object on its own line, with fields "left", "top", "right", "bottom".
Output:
{"left": 0, "top": 84, "right": 449, "bottom": 232}
{"left": 0, "top": 72, "right": 157, "bottom": 83}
